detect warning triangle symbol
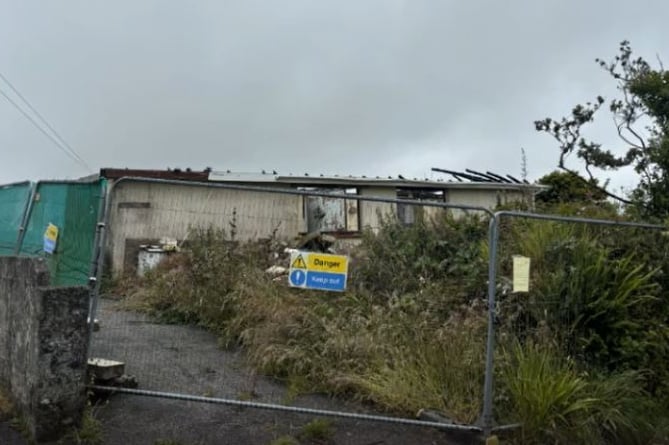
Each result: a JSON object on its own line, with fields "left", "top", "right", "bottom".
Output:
{"left": 291, "top": 254, "right": 307, "bottom": 269}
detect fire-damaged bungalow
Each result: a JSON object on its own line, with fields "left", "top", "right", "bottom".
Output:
{"left": 100, "top": 168, "right": 545, "bottom": 276}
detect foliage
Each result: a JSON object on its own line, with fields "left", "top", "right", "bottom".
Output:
{"left": 498, "top": 220, "right": 669, "bottom": 393}
{"left": 269, "top": 436, "right": 299, "bottom": 445}
{"left": 298, "top": 418, "right": 334, "bottom": 442}
{"left": 56, "top": 407, "right": 103, "bottom": 445}
{"left": 498, "top": 342, "right": 654, "bottom": 445}
{"left": 120, "top": 210, "right": 669, "bottom": 442}
{"left": 122, "top": 216, "right": 489, "bottom": 423}
{"left": 347, "top": 303, "right": 486, "bottom": 422}
{"left": 351, "top": 212, "right": 488, "bottom": 302}
{"left": 535, "top": 41, "right": 669, "bottom": 219}
{"left": 536, "top": 170, "right": 608, "bottom": 205}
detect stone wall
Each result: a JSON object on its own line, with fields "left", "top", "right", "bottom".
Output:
{"left": 0, "top": 257, "right": 89, "bottom": 442}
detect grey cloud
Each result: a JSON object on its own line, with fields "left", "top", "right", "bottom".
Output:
{"left": 1, "top": 0, "right": 668, "bottom": 187}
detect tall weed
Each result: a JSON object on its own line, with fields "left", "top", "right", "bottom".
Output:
{"left": 498, "top": 342, "right": 654, "bottom": 445}
{"left": 499, "top": 220, "right": 669, "bottom": 388}
{"left": 352, "top": 213, "right": 488, "bottom": 301}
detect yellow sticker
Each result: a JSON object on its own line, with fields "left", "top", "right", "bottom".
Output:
{"left": 44, "top": 223, "right": 59, "bottom": 242}
{"left": 308, "top": 253, "right": 348, "bottom": 274}
{"left": 513, "top": 255, "right": 531, "bottom": 293}
{"left": 291, "top": 254, "right": 307, "bottom": 269}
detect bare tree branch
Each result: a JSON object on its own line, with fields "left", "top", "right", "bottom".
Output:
{"left": 615, "top": 118, "right": 644, "bottom": 150}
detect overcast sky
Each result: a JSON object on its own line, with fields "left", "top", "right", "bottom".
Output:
{"left": 1, "top": 1, "right": 668, "bottom": 191}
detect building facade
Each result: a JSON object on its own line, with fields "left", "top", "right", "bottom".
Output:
{"left": 104, "top": 170, "right": 543, "bottom": 275}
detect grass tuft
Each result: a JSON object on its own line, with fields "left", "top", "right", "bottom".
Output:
{"left": 299, "top": 418, "right": 334, "bottom": 442}
{"left": 269, "top": 435, "right": 299, "bottom": 445}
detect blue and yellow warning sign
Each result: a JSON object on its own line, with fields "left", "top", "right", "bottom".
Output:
{"left": 289, "top": 251, "right": 348, "bottom": 292}
{"left": 43, "top": 223, "right": 59, "bottom": 254}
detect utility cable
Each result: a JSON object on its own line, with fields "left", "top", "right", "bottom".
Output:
{"left": 0, "top": 73, "right": 92, "bottom": 171}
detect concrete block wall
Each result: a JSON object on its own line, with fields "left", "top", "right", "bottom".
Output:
{"left": 0, "top": 257, "right": 89, "bottom": 442}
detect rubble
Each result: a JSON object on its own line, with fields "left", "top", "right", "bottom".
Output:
{"left": 296, "top": 231, "right": 337, "bottom": 253}
{"left": 264, "top": 231, "right": 337, "bottom": 280}
{"left": 265, "top": 265, "right": 287, "bottom": 276}
{"left": 87, "top": 358, "right": 125, "bottom": 381}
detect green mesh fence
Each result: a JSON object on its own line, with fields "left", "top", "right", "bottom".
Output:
{"left": 17, "top": 180, "right": 105, "bottom": 286}
{"left": 0, "top": 181, "right": 32, "bottom": 254}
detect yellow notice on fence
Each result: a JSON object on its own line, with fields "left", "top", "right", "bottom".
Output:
{"left": 44, "top": 223, "right": 59, "bottom": 242}
{"left": 512, "top": 256, "right": 531, "bottom": 293}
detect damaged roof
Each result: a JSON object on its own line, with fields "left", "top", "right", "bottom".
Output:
{"left": 98, "top": 168, "right": 546, "bottom": 191}
{"left": 208, "top": 170, "right": 547, "bottom": 191}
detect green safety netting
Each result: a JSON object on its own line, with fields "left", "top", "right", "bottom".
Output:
{"left": 17, "top": 180, "right": 105, "bottom": 286}
{"left": 0, "top": 181, "right": 32, "bottom": 255}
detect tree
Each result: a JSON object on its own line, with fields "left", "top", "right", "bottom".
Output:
{"left": 536, "top": 170, "right": 607, "bottom": 205}
{"left": 535, "top": 41, "right": 669, "bottom": 220}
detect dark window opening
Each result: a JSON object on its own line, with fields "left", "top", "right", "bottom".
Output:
{"left": 396, "top": 188, "right": 445, "bottom": 226}
{"left": 298, "top": 187, "right": 359, "bottom": 234}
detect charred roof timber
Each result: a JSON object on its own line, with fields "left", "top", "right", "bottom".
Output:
{"left": 431, "top": 168, "right": 486, "bottom": 182}
{"left": 432, "top": 167, "right": 531, "bottom": 184}
{"left": 464, "top": 169, "right": 497, "bottom": 182}
{"left": 485, "top": 171, "right": 513, "bottom": 183}
{"left": 506, "top": 174, "right": 524, "bottom": 184}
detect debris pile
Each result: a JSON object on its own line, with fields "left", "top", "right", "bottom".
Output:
{"left": 264, "top": 231, "right": 338, "bottom": 280}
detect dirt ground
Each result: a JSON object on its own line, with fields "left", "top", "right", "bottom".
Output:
{"left": 2, "top": 298, "right": 480, "bottom": 444}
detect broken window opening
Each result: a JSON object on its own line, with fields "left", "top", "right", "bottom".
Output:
{"left": 298, "top": 187, "right": 360, "bottom": 234}
{"left": 396, "top": 188, "right": 445, "bottom": 226}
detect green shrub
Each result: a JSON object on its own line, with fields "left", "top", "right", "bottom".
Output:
{"left": 299, "top": 418, "right": 334, "bottom": 441}
{"left": 351, "top": 212, "right": 488, "bottom": 302}
{"left": 348, "top": 304, "right": 486, "bottom": 422}
{"left": 498, "top": 342, "right": 654, "bottom": 445}
{"left": 499, "top": 219, "right": 669, "bottom": 392}
{"left": 120, "top": 212, "right": 669, "bottom": 440}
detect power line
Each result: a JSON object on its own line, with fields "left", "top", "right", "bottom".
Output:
{"left": 0, "top": 86, "right": 90, "bottom": 170}
{"left": 0, "top": 73, "right": 92, "bottom": 171}
{"left": 0, "top": 72, "right": 90, "bottom": 169}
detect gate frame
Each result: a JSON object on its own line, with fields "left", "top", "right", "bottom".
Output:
{"left": 480, "top": 210, "right": 666, "bottom": 436}
{"left": 9, "top": 180, "right": 36, "bottom": 255}
{"left": 87, "top": 176, "right": 502, "bottom": 435}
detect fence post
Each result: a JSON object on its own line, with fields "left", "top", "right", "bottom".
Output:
{"left": 86, "top": 181, "right": 107, "bottom": 346}
{"left": 480, "top": 215, "right": 499, "bottom": 437}
{"left": 14, "top": 182, "right": 37, "bottom": 255}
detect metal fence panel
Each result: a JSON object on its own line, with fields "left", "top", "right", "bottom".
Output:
{"left": 0, "top": 181, "right": 32, "bottom": 255}
{"left": 88, "top": 177, "right": 496, "bottom": 435}
{"left": 483, "top": 210, "right": 666, "bottom": 436}
{"left": 17, "top": 180, "right": 105, "bottom": 286}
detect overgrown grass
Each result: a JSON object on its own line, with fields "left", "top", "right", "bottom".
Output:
{"left": 497, "top": 342, "right": 656, "bottom": 444}
{"left": 57, "top": 406, "right": 103, "bottom": 445}
{"left": 269, "top": 436, "right": 299, "bottom": 445}
{"left": 117, "top": 210, "right": 669, "bottom": 443}
{"left": 298, "top": 418, "right": 334, "bottom": 442}
{"left": 120, "top": 219, "right": 489, "bottom": 423}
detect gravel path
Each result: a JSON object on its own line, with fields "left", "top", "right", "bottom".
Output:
{"left": 89, "top": 298, "right": 478, "bottom": 445}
